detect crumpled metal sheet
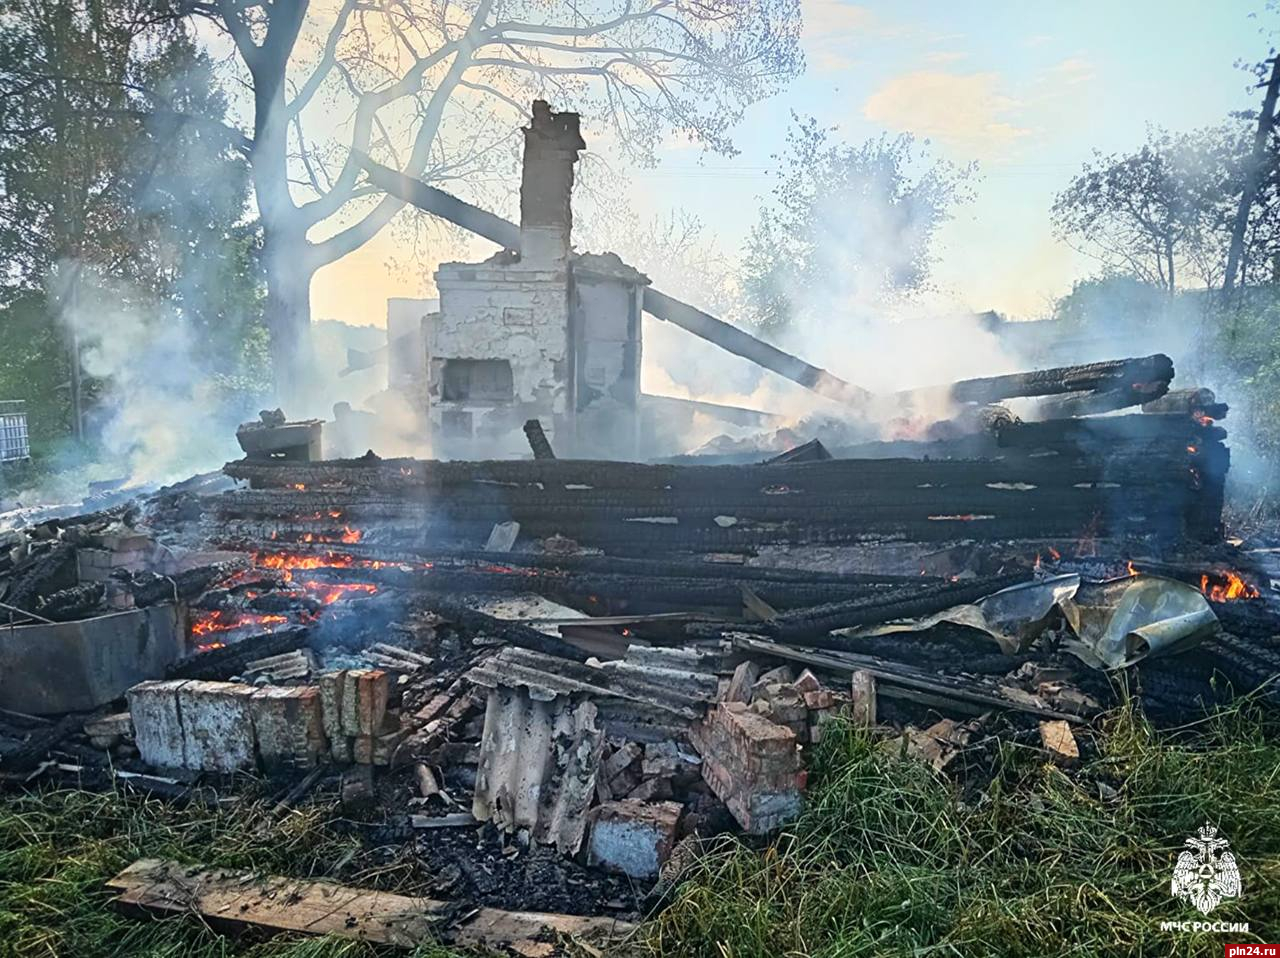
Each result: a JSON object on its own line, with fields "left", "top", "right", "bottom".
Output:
{"left": 845, "top": 573, "right": 1217, "bottom": 670}
{"left": 846, "top": 574, "right": 1081, "bottom": 653}
{"left": 1061, "top": 574, "right": 1218, "bottom": 670}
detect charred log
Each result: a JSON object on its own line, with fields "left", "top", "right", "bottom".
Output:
{"left": 939, "top": 354, "right": 1174, "bottom": 404}
{"left": 523, "top": 419, "right": 556, "bottom": 460}
{"left": 166, "top": 627, "right": 313, "bottom": 681}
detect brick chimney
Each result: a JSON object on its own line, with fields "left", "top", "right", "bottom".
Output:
{"left": 519, "top": 100, "right": 585, "bottom": 265}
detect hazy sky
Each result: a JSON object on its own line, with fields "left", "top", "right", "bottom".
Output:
{"left": 310, "top": 0, "right": 1271, "bottom": 326}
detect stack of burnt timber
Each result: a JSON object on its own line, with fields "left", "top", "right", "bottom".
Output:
{"left": 213, "top": 355, "right": 1225, "bottom": 548}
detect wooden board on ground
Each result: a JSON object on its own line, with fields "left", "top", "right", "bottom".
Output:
{"left": 107, "top": 858, "right": 634, "bottom": 951}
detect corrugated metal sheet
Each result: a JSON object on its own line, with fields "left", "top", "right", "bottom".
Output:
{"left": 471, "top": 686, "right": 602, "bottom": 854}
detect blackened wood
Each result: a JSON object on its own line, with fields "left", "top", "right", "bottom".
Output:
{"left": 754, "top": 571, "right": 1031, "bottom": 642}
{"left": 166, "top": 626, "right": 311, "bottom": 680}
{"left": 1034, "top": 380, "right": 1168, "bottom": 419}
{"left": 34, "top": 582, "right": 106, "bottom": 621}
{"left": 425, "top": 597, "right": 590, "bottom": 662}
{"left": 950, "top": 354, "right": 1174, "bottom": 403}
{"left": 998, "top": 414, "right": 1225, "bottom": 448}
{"left": 522, "top": 419, "right": 556, "bottom": 460}
{"left": 764, "top": 439, "right": 831, "bottom": 464}
{"left": 1142, "top": 387, "right": 1216, "bottom": 414}
{"left": 129, "top": 561, "right": 249, "bottom": 607}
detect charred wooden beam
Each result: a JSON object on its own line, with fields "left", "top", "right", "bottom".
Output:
{"left": 899, "top": 354, "right": 1174, "bottom": 407}
{"left": 1033, "top": 380, "right": 1169, "bottom": 419}
{"left": 224, "top": 450, "right": 1211, "bottom": 495}
{"left": 34, "top": 582, "right": 105, "bottom": 621}
{"left": 640, "top": 289, "right": 871, "bottom": 404}
{"left": 523, "top": 419, "right": 556, "bottom": 460}
{"left": 165, "top": 627, "right": 312, "bottom": 681}
{"left": 1141, "top": 387, "right": 1216, "bottom": 414}
{"left": 737, "top": 571, "right": 1031, "bottom": 643}
{"left": 998, "top": 414, "right": 1225, "bottom": 449}
{"left": 424, "top": 597, "right": 590, "bottom": 662}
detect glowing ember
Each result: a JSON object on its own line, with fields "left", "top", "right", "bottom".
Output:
{"left": 257, "top": 550, "right": 356, "bottom": 570}
{"left": 191, "top": 609, "right": 289, "bottom": 638}
{"left": 1200, "top": 571, "right": 1260, "bottom": 602}
{"left": 340, "top": 526, "right": 362, "bottom": 544}
{"left": 1192, "top": 411, "right": 1214, "bottom": 427}
{"left": 1048, "top": 547, "right": 1062, "bottom": 561}
{"left": 298, "top": 580, "right": 378, "bottom": 605}
{"left": 291, "top": 483, "right": 307, "bottom": 491}
{"left": 1127, "top": 561, "right": 1138, "bottom": 576}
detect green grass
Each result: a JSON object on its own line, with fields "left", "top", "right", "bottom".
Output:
{"left": 0, "top": 786, "right": 467, "bottom": 958}
{"left": 2, "top": 705, "right": 1277, "bottom": 958}
{"left": 643, "top": 704, "right": 1280, "bottom": 958}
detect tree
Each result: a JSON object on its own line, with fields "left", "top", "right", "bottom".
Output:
{"left": 1224, "top": 55, "right": 1280, "bottom": 293}
{"left": 175, "top": 0, "right": 803, "bottom": 403}
{"left": 741, "top": 114, "right": 973, "bottom": 331}
{"left": 0, "top": 0, "right": 262, "bottom": 445}
{"left": 1051, "top": 124, "right": 1280, "bottom": 292}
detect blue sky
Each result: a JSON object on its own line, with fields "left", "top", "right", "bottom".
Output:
{"left": 630, "top": 0, "right": 1270, "bottom": 318}
{"left": 311, "top": 1, "right": 1272, "bottom": 325}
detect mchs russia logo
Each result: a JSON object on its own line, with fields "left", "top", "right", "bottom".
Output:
{"left": 1171, "top": 824, "right": 1242, "bottom": 916}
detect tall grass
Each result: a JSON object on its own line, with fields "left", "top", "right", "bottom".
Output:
{"left": 644, "top": 704, "right": 1280, "bottom": 957}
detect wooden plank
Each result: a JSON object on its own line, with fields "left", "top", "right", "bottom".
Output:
{"left": 733, "top": 637, "right": 1087, "bottom": 724}
{"left": 107, "top": 858, "right": 633, "bottom": 951}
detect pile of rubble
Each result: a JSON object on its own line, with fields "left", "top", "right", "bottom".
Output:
{"left": 0, "top": 397, "right": 1278, "bottom": 952}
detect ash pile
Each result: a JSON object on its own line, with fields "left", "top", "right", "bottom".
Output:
{"left": 0, "top": 361, "right": 1276, "bottom": 949}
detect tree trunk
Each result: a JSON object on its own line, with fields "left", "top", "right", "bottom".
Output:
{"left": 1224, "top": 55, "right": 1280, "bottom": 294}
{"left": 262, "top": 226, "right": 316, "bottom": 412}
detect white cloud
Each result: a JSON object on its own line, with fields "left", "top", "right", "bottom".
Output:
{"left": 801, "top": 1, "right": 904, "bottom": 72}
{"left": 1047, "top": 57, "right": 1096, "bottom": 86}
{"left": 863, "top": 70, "right": 1030, "bottom": 159}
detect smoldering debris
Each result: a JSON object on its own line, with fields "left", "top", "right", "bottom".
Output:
{"left": 0, "top": 373, "right": 1278, "bottom": 946}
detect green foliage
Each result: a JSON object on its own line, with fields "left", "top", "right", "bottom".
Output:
{"left": 1209, "top": 288, "right": 1280, "bottom": 464}
{"left": 0, "top": 0, "right": 264, "bottom": 453}
{"left": 646, "top": 706, "right": 1280, "bottom": 958}
{"left": 741, "top": 114, "right": 974, "bottom": 331}
{"left": 1052, "top": 123, "right": 1280, "bottom": 291}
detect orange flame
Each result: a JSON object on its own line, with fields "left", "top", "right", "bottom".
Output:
{"left": 298, "top": 580, "right": 378, "bottom": 605}
{"left": 1200, "top": 571, "right": 1260, "bottom": 602}
{"left": 191, "top": 610, "right": 288, "bottom": 638}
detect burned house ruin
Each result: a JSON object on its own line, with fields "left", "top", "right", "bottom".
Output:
{"left": 1, "top": 98, "right": 1277, "bottom": 956}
